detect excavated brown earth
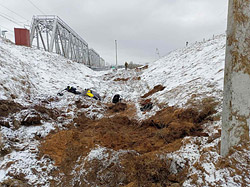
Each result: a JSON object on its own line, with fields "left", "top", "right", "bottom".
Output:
{"left": 0, "top": 100, "right": 24, "bottom": 117}
{"left": 40, "top": 97, "right": 219, "bottom": 186}
{"left": 141, "top": 84, "right": 165, "bottom": 98}
{"left": 113, "top": 77, "right": 130, "bottom": 81}
{"left": 0, "top": 99, "right": 60, "bottom": 120}
{"left": 108, "top": 102, "right": 127, "bottom": 113}
{"left": 0, "top": 99, "right": 61, "bottom": 129}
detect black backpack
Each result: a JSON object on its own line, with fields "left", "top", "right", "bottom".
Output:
{"left": 112, "top": 94, "right": 121, "bottom": 103}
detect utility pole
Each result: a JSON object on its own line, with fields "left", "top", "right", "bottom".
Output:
{"left": 115, "top": 40, "right": 118, "bottom": 68}
{"left": 221, "top": 0, "right": 250, "bottom": 156}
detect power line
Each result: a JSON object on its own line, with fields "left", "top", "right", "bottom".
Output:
{"left": 0, "top": 12, "right": 23, "bottom": 27}
{"left": 0, "top": 4, "right": 30, "bottom": 22}
{"left": 26, "top": 0, "right": 45, "bottom": 15}
{"left": 0, "top": 24, "right": 14, "bottom": 33}
{"left": 0, "top": 11, "right": 24, "bottom": 24}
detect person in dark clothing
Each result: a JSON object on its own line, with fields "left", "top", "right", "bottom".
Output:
{"left": 125, "top": 62, "right": 128, "bottom": 70}
{"left": 65, "top": 86, "right": 81, "bottom": 94}
{"left": 112, "top": 94, "right": 121, "bottom": 104}
{"left": 58, "top": 86, "right": 101, "bottom": 101}
{"left": 57, "top": 86, "right": 81, "bottom": 96}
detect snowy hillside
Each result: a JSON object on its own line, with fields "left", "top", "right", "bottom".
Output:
{"left": 0, "top": 39, "right": 97, "bottom": 101}
{"left": 0, "top": 35, "right": 249, "bottom": 187}
{"left": 141, "top": 34, "right": 225, "bottom": 106}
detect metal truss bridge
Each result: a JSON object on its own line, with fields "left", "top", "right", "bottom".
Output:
{"left": 30, "top": 15, "right": 105, "bottom": 67}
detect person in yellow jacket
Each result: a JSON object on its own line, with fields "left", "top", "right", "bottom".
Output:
{"left": 82, "top": 89, "right": 101, "bottom": 100}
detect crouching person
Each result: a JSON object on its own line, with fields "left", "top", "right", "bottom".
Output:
{"left": 57, "top": 86, "right": 81, "bottom": 96}
{"left": 112, "top": 94, "right": 122, "bottom": 104}
{"left": 82, "top": 89, "right": 101, "bottom": 100}
{"left": 65, "top": 86, "right": 81, "bottom": 94}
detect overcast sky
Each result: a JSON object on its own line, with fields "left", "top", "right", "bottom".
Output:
{"left": 0, "top": 0, "right": 228, "bottom": 65}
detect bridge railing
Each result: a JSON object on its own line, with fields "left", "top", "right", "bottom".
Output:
{"left": 30, "top": 15, "right": 105, "bottom": 67}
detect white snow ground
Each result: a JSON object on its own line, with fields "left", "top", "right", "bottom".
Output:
{"left": 0, "top": 34, "right": 249, "bottom": 186}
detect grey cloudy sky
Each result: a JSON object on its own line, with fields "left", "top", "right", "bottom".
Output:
{"left": 0, "top": 0, "right": 228, "bottom": 65}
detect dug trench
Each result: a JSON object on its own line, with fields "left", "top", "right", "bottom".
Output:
{"left": 0, "top": 99, "right": 61, "bottom": 129}
{"left": 40, "top": 97, "right": 219, "bottom": 186}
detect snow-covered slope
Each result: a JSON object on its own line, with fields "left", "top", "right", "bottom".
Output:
{"left": 2, "top": 34, "right": 248, "bottom": 187}
{"left": 0, "top": 39, "right": 98, "bottom": 101}
{"left": 0, "top": 35, "right": 226, "bottom": 112}
{"left": 141, "top": 34, "right": 225, "bottom": 107}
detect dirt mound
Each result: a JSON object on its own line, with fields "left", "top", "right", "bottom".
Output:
{"left": 78, "top": 151, "right": 174, "bottom": 187}
{"left": 39, "top": 129, "right": 93, "bottom": 173}
{"left": 105, "top": 103, "right": 137, "bottom": 119}
{"left": 108, "top": 102, "right": 127, "bottom": 112}
{"left": 0, "top": 178, "right": 28, "bottom": 187}
{"left": 122, "top": 153, "right": 173, "bottom": 187}
{"left": 114, "top": 78, "right": 129, "bottom": 81}
{"left": 75, "top": 100, "right": 90, "bottom": 109}
{"left": 140, "top": 98, "right": 152, "bottom": 105}
{"left": 20, "top": 110, "right": 42, "bottom": 126}
{"left": 141, "top": 106, "right": 210, "bottom": 144}
{"left": 141, "top": 85, "right": 165, "bottom": 98}
{"left": 0, "top": 100, "right": 61, "bottom": 129}
{"left": 142, "top": 97, "right": 218, "bottom": 143}
{"left": 33, "top": 105, "right": 60, "bottom": 121}
{"left": 40, "top": 97, "right": 218, "bottom": 186}
{"left": 0, "top": 100, "right": 24, "bottom": 117}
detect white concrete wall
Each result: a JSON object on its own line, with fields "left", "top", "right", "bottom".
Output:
{"left": 221, "top": 0, "right": 250, "bottom": 156}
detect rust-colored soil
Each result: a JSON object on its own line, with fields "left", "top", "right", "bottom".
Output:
{"left": 140, "top": 98, "right": 152, "bottom": 105}
{"left": 0, "top": 99, "right": 61, "bottom": 128}
{"left": 33, "top": 105, "right": 61, "bottom": 121}
{"left": 135, "top": 65, "right": 148, "bottom": 72}
{"left": 40, "top": 97, "right": 218, "bottom": 186}
{"left": 105, "top": 103, "right": 137, "bottom": 118}
{"left": 113, "top": 77, "right": 129, "bottom": 81}
{"left": 75, "top": 99, "right": 90, "bottom": 109}
{"left": 140, "top": 98, "right": 153, "bottom": 112}
{"left": 108, "top": 102, "right": 127, "bottom": 112}
{"left": 0, "top": 100, "right": 24, "bottom": 117}
{"left": 132, "top": 76, "right": 141, "bottom": 80}
{"left": 141, "top": 85, "right": 165, "bottom": 98}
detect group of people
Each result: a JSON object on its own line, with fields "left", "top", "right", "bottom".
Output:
{"left": 58, "top": 86, "right": 123, "bottom": 104}
{"left": 58, "top": 62, "right": 132, "bottom": 102}
{"left": 58, "top": 86, "right": 101, "bottom": 100}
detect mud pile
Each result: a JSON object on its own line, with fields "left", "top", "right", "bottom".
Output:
{"left": 40, "top": 97, "right": 218, "bottom": 186}
{"left": 141, "top": 84, "right": 165, "bottom": 98}
{"left": 0, "top": 100, "right": 24, "bottom": 118}
{"left": 114, "top": 78, "right": 129, "bottom": 81}
{"left": 108, "top": 102, "right": 127, "bottom": 112}
{"left": 0, "top": 98, "right": 61, "bottom": 129}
